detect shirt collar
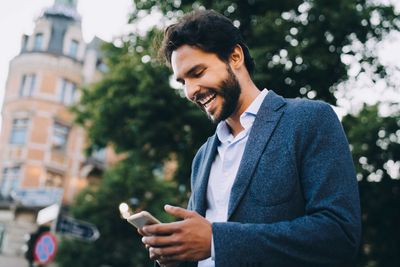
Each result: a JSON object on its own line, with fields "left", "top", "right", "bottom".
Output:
{"left": 216, "top": 89, "right": 268, "bottom": 143}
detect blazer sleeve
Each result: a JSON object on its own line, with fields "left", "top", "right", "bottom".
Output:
{"left": 212, "top": 102, "right": 361, "bottom": 267}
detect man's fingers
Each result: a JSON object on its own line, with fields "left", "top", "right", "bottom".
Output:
{"left": 142, "top": 221, "right": 181, "bottom": 235}
{"left": 149, "top": 246, "right": 182, "bottom": 257}
{"left": 142, "top": 234, "right": 181, "bottom": 247}
{"left": 156, "top": 258, "right": 179, "bottom": 267}
{"left": 137, "top": 228, "right": 146, "bottom": 236}
{"left": 164, "top": 204, "right": 195, "bottom": 219}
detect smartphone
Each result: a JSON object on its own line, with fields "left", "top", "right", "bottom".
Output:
{"left": 126, "top": 211, "right": 161, "bottom": 229}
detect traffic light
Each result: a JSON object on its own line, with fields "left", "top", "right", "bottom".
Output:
{"left": 25, "top": 226, "right": 49, "bottom": 265}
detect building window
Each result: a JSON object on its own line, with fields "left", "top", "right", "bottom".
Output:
{"left": 68, "top": 39, "right": 79, "bottom": 58}
{"left": 60, "top": 79, "right": 77, "bottom": 105}
{"left": 52, "top": 122, "right": 69, "bottom": 150}
{"left": 97, "top": 59, "right": 108, "bottom": 73}
{"left": 19, "top": 74, "right": 36, "bottom": 97}
{"left": 0, "top": 167, "right": 21, "bottom": 199}
{"left": 45, "top": 171, "right": 64, "bottom": 188}
{"left": 34, "top": 33, "right": 43, "bottom": 50}
{"left": 10, "top": 118, "right": 29, "bottom": 145}
{"left": 21, "top": 35, "right": 29, "bottom": 52}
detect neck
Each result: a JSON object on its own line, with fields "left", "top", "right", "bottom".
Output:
{"left": 225, "top": 82, "right": 261, "bottom": 137}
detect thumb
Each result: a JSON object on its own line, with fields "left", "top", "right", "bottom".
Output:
{"left": 164, "top": 204, "right": 195, "bottom": 219}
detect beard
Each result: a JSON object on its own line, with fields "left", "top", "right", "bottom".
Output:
{"left": 196, "top": 66, "right": 241, "bottom": 124}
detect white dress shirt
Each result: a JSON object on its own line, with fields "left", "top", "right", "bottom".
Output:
{"left": 198, "top": 89, "right": 268, "bottom": 267}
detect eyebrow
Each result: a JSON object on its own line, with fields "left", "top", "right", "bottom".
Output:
{"left": 176, "top": 64, "right": 206, "bottom": 84}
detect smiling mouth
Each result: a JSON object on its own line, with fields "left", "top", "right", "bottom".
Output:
{"left": 197, "top": 92, "right": 217, "bottom": 109}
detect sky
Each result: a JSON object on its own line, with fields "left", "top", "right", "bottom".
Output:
{"left": 0, "top": 0, "right": 399, "bottom": 126}
{"left": 0, "top": 0, "right": 133, "bottom": 127}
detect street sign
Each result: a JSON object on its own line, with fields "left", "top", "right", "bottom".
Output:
{"left": 37, "top": 204, "right": 60, "bottom": 225}
{"left": 11, "top": 188, "right": 63, "bottom": 207}
{"left": 34, "top": 232, "right": 57, "bottom": 265}
{"left": 56, "top": 214, "right": 100, "bottom": 242}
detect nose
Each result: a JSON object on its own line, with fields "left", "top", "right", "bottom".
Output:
{"left": 184, "top": 79, "right": 200, "bottom": 102}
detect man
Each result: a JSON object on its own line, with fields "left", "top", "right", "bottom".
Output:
{"left": 141, "top": 10, "right": 361, "bottom": 267}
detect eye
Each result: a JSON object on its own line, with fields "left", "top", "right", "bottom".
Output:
{"left": 193, "top": 69, "right": 205, "bottom": 78}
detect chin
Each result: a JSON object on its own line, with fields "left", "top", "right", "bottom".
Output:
{"left": 207, "top": 113, "right": 219, "bottom": 124}
{"left": 208, "top": 112, "right": 225, "bottom": 124}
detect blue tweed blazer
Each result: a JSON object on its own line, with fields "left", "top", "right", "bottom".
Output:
{"left": 179, "top": 91, "right": 361, "bottom": 267}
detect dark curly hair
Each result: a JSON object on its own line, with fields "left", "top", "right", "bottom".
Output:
{"left": 160, "top": 10, "right": 255, "bottom": 75}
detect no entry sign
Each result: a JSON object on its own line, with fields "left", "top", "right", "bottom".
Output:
{"left": 34, "top": 231, "right": 57, "bottom": 265}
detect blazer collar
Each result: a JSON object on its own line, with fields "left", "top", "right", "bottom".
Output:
{"left": 227, "top": 90, "right": 286, "bottom": 219}
{"left": 191, "top": 90, "right": 286, "bottom": 218}
{"left": 192, "top": 134, "right": 219, "bottom": 216}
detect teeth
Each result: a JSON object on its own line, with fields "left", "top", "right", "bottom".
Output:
{"left": 199, "top": 93, "right": 216, "bottom": 106}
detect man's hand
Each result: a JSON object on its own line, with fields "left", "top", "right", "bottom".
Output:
{"left": 141, "top": 204, "right": 212, "bottom": 263}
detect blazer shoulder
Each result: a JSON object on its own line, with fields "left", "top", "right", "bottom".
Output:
{"left": 286, "top": 97, "right": 331, "bottom": 111}
{"left": 284, "top": 97, "right": 337, "bottom": 121}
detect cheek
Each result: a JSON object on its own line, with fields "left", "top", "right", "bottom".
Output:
{"left": 202, "top": 68, "right": 228, "bottom": 87}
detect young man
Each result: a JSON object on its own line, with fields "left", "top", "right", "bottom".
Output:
{"left": 141, "top": 10, "right": 361, "bottom": 267}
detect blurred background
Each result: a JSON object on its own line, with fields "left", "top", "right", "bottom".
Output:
{"left": 0, "top": 0, "right": 399, "bottom": 266}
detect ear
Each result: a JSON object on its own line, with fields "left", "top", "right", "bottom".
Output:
{"left": 229, "top": 44, "right": 245, "bottom": 70}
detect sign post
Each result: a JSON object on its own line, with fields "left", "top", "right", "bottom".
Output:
{"left": 56, "top": 214, "right": 100, "bottom": 242}
{"left": 37, "top": 203, "right": 60, "bottom": 225}
{"left": 33, "top": 232, "right": 57, "bottom": 265}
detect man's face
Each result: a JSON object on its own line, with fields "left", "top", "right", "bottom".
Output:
{"left": 171, "top": 45, "right": 241, "bottom": 123}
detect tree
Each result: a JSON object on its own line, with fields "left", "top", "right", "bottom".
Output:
{"left": 130, "top": 2, "right": 400, "bottom": 265}
{"left": 57, "top": 156, "right": 180, "bottom": 267}
{"left": 57, "top": 1, "right": 400, "bottom": 266}
{"left": 57, "top": 30, "right": 213, "bottom": 266}
{"left": 73, "top": 30, "right": 213, "bottom": 187}
{"left": 132, "top": 0, "right": 399, "bottom": 104}
{"left": 342, "top": 105, "right": 400, "bottom": 267}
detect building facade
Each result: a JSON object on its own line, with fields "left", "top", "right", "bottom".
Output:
{"left": 0, "top": 0, "right": 114, "bottom": 259}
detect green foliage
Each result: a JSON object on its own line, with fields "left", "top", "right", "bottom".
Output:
{"left": 343, "top": 105, "right": 400, "bottom": 267}
{"left": 73, "top": 30, "right": 213, "bottom": 186}
{"left": 56, "top": 156, "right": 180, "bottom": 267}
{"left": 57, "top": 1, "right": 400, "bottom": 266}
{"left": 343, "top": 105, "right": 400, "bottom": 181}
{"left": 58, "top": 30, "right": 213, "bottom": 266}
{"left": 132, "top": 0, "right": 399, "bottom": 104}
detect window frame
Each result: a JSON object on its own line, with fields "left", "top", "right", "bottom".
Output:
{"left": 33, "top": 33, "right": 43, "bottom": 50}
{"left": 59, "top": 78, "right": 77, "bottom": 106}
{"left": 19, "top": 74, "right": 36, "bottom": 97}
{"left": 52, "top": 121, "right": 70, "bottom": 151}
{"left": 45, "top": 170, "right": 64, "bottom": 188}
{"left": 0, "top": 166, "right": 21, "bottom": 199}
{"left": 10, "top": 118, "right": 29, "bottom": 145}
{"left": 68, "top": 39, "right": 79, "bottom": 58}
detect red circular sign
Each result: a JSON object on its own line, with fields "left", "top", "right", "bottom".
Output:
{"left": 34, "top": 232, "right": 57, "bottom": 265}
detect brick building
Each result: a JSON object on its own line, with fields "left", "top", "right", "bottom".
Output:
{"left": 0, "top": 0, "right": 116, "bottom": 260}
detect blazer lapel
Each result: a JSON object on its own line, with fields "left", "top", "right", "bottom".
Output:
{"left": 227, "top": 90, "right": 286, "bottom": 219}
{"left": 192, "top": 134, "right": 219, "bottom": 216}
